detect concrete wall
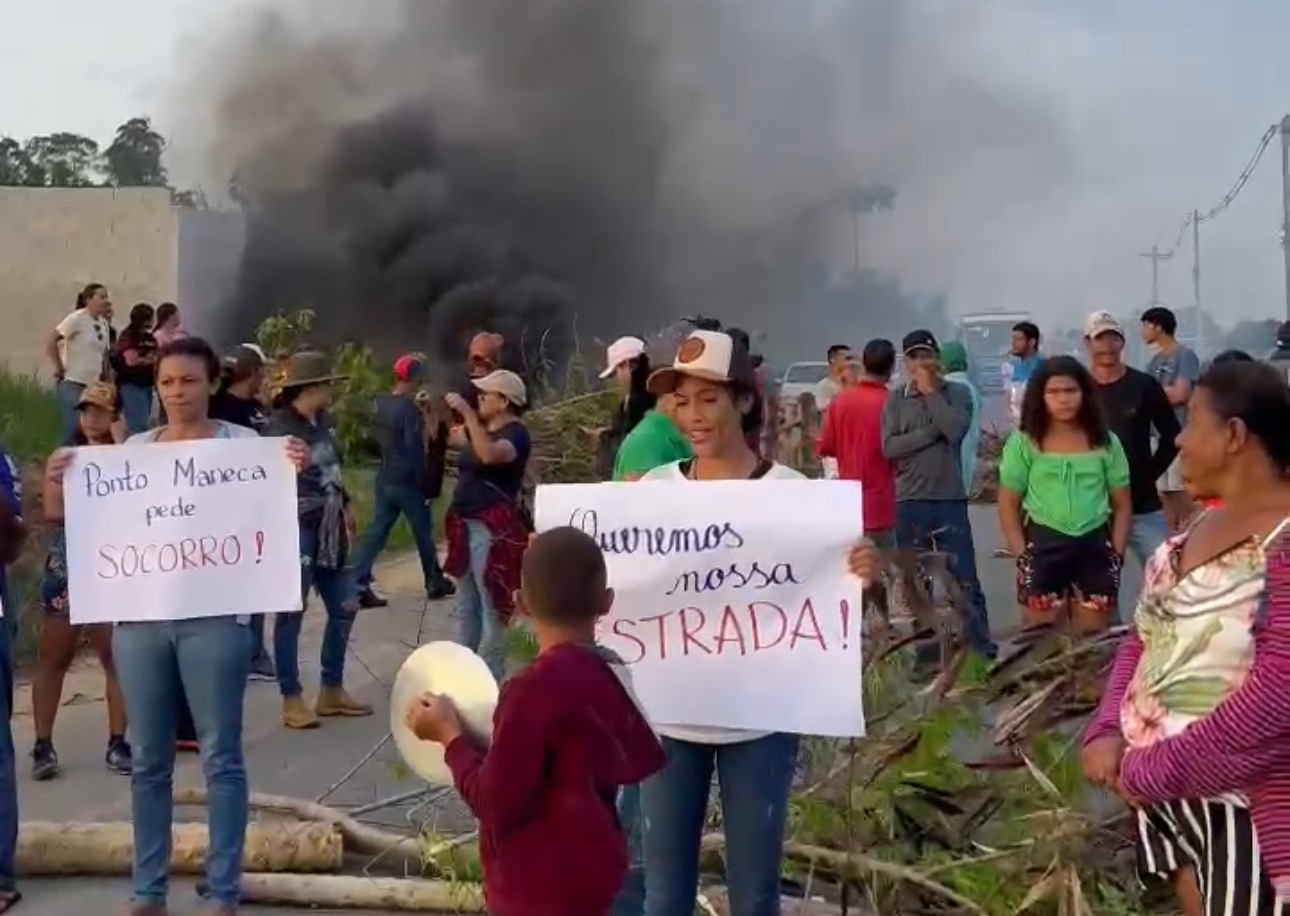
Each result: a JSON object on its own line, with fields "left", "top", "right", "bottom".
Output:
{"left": 0, "top": 187, "right": 179, "bottom": 380}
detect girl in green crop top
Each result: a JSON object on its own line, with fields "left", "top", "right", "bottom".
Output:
{"left": 997, "top": 356, "right": 1132, "bottom": 634}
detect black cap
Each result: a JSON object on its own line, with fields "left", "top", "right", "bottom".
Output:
{"left": 1277, "top": 321, "right": 1290, "bottom": 347}
{"left": 902, "top": 329, "right": 940, "bottom": 356}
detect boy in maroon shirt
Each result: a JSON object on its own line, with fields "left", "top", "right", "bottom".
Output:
{"left": 405, "top": 527, "right": 665, "bottom": 916}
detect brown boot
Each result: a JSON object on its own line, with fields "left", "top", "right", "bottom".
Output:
{"left": 315, "top": 686, "right": 373, "bottom": 717}
{"left": 282, "top": 694, "right": 320, "bottom": 729}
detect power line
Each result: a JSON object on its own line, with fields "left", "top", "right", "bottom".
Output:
{"left": 1197, "top": 123, "right": 1278, "bottom": 223}
{"left": 1155, "top": 122, "right": 1278, "bottom": 258}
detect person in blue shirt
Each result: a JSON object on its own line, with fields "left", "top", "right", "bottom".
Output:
{"left": 0, "top": 446, "right": 23, "bottom": 911}
{"left": 1003, "top": 321, "right": 1044, "bottom": 429}
{"left": 353, "top": 354, "right": 455, "bottom": 607}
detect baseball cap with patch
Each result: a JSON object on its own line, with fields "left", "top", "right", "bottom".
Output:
{"left": 77, "top": 381, "right": 118, "bottom": 413}
{"left": 1084, "top": 310, "right": 1125, "bottom": 339}
{"left": 645, "top": 330, "right": 757, "bottom": 395}
{"left": 901, "top": 329, "right": 940, "bottom": 356}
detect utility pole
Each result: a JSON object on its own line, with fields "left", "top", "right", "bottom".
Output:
{"left": 1192, "top": 209, "right": 1204, "bottom": 354}
{"left": 1138, "top": 245, "right": 1172, "bottom": 305}
{"left": 1280, "top": 114, "right": 1290, "bottom": 320}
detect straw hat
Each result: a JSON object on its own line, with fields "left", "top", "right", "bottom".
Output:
{"left": 277, "top": 351, "right": 347, "bottom": 390}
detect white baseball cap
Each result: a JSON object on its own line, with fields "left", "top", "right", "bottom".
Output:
{"left": 599, "top": 336, "right": 647, "bottom": 379}
{"left": 646, "top": 330, "right": 757, "bottom": 395}
{"left": 472, "top": 369, "right": 528, "bottom": 408}
{"left": 1083, "top": 310, "right": 1125, "bottom": 339}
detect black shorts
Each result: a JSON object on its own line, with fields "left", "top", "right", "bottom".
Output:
{"left": 1137, "top": 800, "right": 1285, "bottom": 916}
{"left": 1015, "top": 523, "right": 1121, "bottom": 614}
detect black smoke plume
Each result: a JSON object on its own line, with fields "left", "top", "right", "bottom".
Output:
{"left": 199, "top": 0, "right": 1072, "bottom": 372}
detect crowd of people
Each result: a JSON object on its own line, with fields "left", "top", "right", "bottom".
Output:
{"left": 0, "top": 288, "right": 1288, "bottom": 915}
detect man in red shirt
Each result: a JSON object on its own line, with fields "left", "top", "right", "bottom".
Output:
{"left": 817, "top": 338, "right": 898, "bottom": 548}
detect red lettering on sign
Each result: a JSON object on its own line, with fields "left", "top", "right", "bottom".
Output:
{"left": 601, "top": 597, "right": 857, "bottom": 663}
{"left": 789, "top": 598, "right": 828, "bottom": 651}
{"left": 96, "top": 534, "right": 255, "bottom": 580}
{"left": 713, "top": 605, "right": 748, "bottom": 656}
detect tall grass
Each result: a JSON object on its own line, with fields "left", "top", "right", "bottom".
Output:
{"left": 0, "top": 368, "right": 60, "bottom": 661}
{"left": 0, "top": 368, "right": 60, "bottom": 463}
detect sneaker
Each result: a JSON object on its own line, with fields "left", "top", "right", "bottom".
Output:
{"left": 428, "top": 579, "right": 456, "bottom": 600}
{"left": 106, "top": 737, "right": 133, "bottom": 775}
{"left": 31, "top": 741, "right": 60, "bottom": 781}
{"left": 358, "top": 589, "right": 389, "bottom": 609}
{"left": 176, "top": 739, "right": 200, "bottom": 754}
{"left": 248, "top": 652, "right": 277, "bottom": 682}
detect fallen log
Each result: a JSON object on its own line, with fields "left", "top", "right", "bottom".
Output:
{"left": 16, "top": 821, "right": 343, "bottom": 876}
{"left": 239, "top": 873, "right": 484, "bottom": 912}
{"left": 174, "top": 787, "right": 422, "bottom": 868}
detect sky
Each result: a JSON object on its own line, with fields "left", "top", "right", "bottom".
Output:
{"left": 1, "top": 0, "right": 1288, "bottom": 331}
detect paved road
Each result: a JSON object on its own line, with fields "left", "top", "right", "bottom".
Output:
{"left": 11, "top": 507, "right": 1145, "bottom": 913}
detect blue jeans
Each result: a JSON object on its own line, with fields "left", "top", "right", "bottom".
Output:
{"left": 120, "top": 383, "right": 153, "bottom": 435}
{"left": 641, "top": 733, "right": 799, "bottom": 916}
{"left": 275, "top": 523, "right": 357, "bottom": 697}
{"left": 1128, "top": 510, "right": 1168, "bottom": 568}
{"left": 612, "top": 785, "right": 645, "bottom": 916}
{"left": 113, "top": 617, "right": 252, "bottom": 908}
{"left": 56, "top": 379, "right": 85, "bottom": 442}
{"left": 0, "top": 599, "right": 16, "bottom": 893}
{"left": 353, "top": 481, "right": 445, "bottom": 593}
{"left": 894, "top": 499, "right": 998, "bottom": 659}
{"left": 455, "top": 519, "right": 506, "bottom": 681}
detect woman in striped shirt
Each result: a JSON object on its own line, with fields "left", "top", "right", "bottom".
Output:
{"left": 1082, "top": 361, "right": 1290, "bottom": 916}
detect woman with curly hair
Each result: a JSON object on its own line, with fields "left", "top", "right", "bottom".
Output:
{"left": 997, "top": 355, "right": 1131, "bottom": 634}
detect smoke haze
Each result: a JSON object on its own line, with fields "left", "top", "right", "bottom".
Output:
{"left": 182, "top": 0, "right": 1086, "bottom": 364}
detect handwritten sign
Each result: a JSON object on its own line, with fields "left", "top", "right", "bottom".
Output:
{"left": 64, "top": 438, "right": 303, "bottom": 624}
{"left": 535, "top": 480, "right": 865, "bottom": 737}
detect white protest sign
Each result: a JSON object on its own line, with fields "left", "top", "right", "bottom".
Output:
{"left": 536, "top": 479, "right": 865, "bottom": 737}
{"left": 64, "top": 438, "right": 303, "bottom": 624}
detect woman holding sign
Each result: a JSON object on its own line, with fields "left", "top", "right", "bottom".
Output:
{"left": 638, "top": 330, "right": 879, "bottom": 916}
{"left": 45, "top": 336, "right": 309, "bottom": 916}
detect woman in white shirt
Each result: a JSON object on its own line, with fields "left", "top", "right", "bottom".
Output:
{"left": 637, "top": 330, "right": 878, "bottom": 916}
{"left": 46, "top": 283, "right": 112, "bottom": 443}
{"left": 44, "top": 336, "right": 306, "bottom": 916}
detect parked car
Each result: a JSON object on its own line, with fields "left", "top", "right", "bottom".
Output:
{"left": 779, "top": 361, "right": 830, "bottom": 405}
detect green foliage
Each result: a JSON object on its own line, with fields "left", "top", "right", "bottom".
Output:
{"left": 0, "top": 366, "right": 61, "bottom": 661}
{"left": 0, "top": 115, "right": 196, "bottom": 200}
{"left": 102, "top": 116, "right": 168, "bottom": 188}
{"left": 23, "top": 132, "right": 99, "bottom": 187}
{"left": 0, "top": 368, "right": 60, "bottom": 463}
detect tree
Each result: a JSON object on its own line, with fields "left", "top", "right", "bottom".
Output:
{"left": 23, "top": 133, "right": 100, "bottom": 186}
{"left": 0, "top": 137, "right": 43, "bottom": 186}
{"left": 103, "top": 116, "right": 167, "bottom": 187}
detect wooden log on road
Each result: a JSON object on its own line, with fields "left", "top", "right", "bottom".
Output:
{"left": 16, "top": 821, "right": 343, "bottom": 876}
{"left": 239, "top": 873, "right": 485, "bottom": 912}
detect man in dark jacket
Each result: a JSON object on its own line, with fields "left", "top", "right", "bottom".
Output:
{"left": 354, "top": 354, "right": 454, "bottom": 606}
